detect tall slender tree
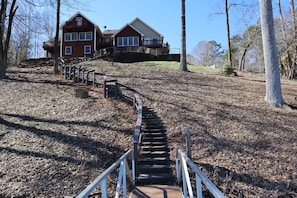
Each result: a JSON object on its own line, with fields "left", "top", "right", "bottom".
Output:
{"left": 288, "top": 0, "right": 297, "bottom": 79}
{"left": 180, "top": 0, "right": 188, "bottom": 72}
{"left": 0, "top": 0, "right": 18, "bottom": 79}
{"left": 54, "top": 0, "right": 60, "bottom": 74}
{"left": 225, "top": 0, "right": 232, "bottom": 68}
{"left": 259, "top": 0, "right": 284, "bottom": 106}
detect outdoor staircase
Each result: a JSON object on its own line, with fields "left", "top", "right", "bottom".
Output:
{"left": 136, "top": 107, "right": 175, "bottom": 185}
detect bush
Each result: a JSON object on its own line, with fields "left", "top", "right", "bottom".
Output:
{"left": 221, "top": 64, "right": 237, "bottom": 76}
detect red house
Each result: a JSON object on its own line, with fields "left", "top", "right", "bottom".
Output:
{"left": 43, "top": 12, "right": 169, "bottom": 58}
{"left": 110, "top": 17, "right": 167, "bottom": 54}
{"left": 60, "top": 12, "right": 104, "bottom": 58}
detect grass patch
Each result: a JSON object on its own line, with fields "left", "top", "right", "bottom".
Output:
{"left": 141, "top": 61, "right": 216, "bottom": 72}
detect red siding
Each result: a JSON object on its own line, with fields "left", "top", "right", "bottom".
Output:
{"left": 62, "top": 14, "right": 95, "bottom": 57}
{"left": 115, "top": 25, "right": 142, "bottom": 46}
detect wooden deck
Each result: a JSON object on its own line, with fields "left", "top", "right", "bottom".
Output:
{"left": 130, "top": 185, "right": 182, "bottom": 198}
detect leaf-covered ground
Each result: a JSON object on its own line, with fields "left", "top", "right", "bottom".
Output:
{"left": 0, "top": 60, "right": 296, "bottom": 197}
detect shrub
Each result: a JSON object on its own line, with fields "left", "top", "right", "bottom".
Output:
{"left": 221, "top": 63, "right": 237, "bottom": 76}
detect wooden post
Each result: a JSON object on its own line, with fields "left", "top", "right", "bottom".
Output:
{"left": 183, "top": 128, "right": 192, "bottom": 160}
{"left": 64, "top": 65, "right": 67, "bottom": 79}
{"left": 115, "top": 81, "right": 118, "bottom": 99}
{"left": 103, "top": 75, "right": 107, "bottom": 98}
{"left": 82, "top": 69, "right": 85, "bottom": 84}
{"left": 73, "top": 67, "right": 76, "bottom": 82}
{"left": 78, "top": 67, "right": 81, "bottom": 82}
{"left": 93, "top": 71, "right": 96, "bottom": 87}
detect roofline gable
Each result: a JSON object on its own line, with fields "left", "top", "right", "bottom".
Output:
{"left": 60, "top": 11, "right": 103, "bottom": 37}
{"left": 130, "top": 17, "right": 163, "bottom": 38}
{"left": 112, "top": 23, "right": 144, "bottom": 37}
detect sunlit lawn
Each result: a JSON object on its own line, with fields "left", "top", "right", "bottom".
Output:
{"left": 140, "top": 61, "right": 217, "bottom": 72}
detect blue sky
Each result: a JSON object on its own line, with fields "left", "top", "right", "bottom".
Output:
{"left": 59, "top": 0, "right": 291, "bottom": 55}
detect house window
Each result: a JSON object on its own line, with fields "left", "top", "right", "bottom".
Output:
{"left": 117, "top": 37, "right": 139, "bottom": 46}
{"left": 144, "top": 38, "right": 161, "bottom": 46}
{"left": 65, "top": 33, "right": 78, "bottom": 41}
{"left": 65, "top": 46, "right": 72, "bottom": 55}
{"left": 76, "top": 17, "right": 82, "bottom": 26}
{"left": 79, "top": 32, "right": 92, "bottom": 41}
{"left": 84, "top": 45, "right": 91, "bottom": 54}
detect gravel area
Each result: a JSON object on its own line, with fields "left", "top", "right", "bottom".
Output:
{"left": 0, "top": 60, "right": 297, "bottom": 197}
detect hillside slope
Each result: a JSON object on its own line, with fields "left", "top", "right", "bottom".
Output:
{"left": 0, "top": 60, "right": 296, "bottom": 197}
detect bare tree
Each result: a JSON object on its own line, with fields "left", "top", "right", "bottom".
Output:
{"left": 259, "top": 0, "right": 284, "bottom": 106}
{"left": 0, "top": 0, "right": 18, "bottom": 79}
{"left": 180, "top": 0, "right": 188, "bottom": 72}
{"left": 277, "top": 0, "right": 288, "bottom": 42}
{"left": 288, "top": 0, "right": 297, "bottom": 79}
{"left": 225, "top": 0, "right": 233, "bottom": 67}
{"left": 53, "top": 0, "right": 60, "bottom": 74}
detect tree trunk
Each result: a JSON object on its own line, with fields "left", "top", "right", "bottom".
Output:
{"left": 289, "top": 0, "right": 297, "bottom": 79}
{"left": 180, "top": 0, "right": 188, "bottom": 72}
{"left": 225, "top": 0, "right": 232, "bottom": 67}
{"left": 54, "top": 0, "right": 61, "bottom": 74}
{"left": 277, "top": 0, "right": 288, "bottom": 42}
{"left": 259, "top": 0, "right": 284, "bottom": 106}
{"left": 0, "top": 54, "right": 6, "bottom": 79}
{"left": 239, "top": 42, "right": 252, "bottom": 71}
{"left": 0, "top": 0, "right": 17, "bottom": 79}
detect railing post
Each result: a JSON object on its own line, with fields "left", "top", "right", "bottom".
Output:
{"left": 183, "top": 127, "right": 192, "bottom": 160}
{"left": 73, "top": 67, "right": 76, "bottom": 82}
{"left": 176, "top": 147, "right": 181, "bottom": 184}
{"left": 115, "top": 81, "right": 118, "bottom": 99}
{"left": 196, "top": 173, "right": 203, "bottom": 198}
{"left": 132, "top": 152, "right": 136, "bottom": 185}
{"left": 93, "top": 71, "right": 96, "bottom": 87}
{"left": 64, "top": 65, "right": 67, "bottom": 79}
{"left": 103, "top": 75, "right": 107, "bottom": 98}
{"left": 101, "top": 178, "right": 107, "bottom": 198}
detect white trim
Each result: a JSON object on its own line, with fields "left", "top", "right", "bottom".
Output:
{"left": 65, "top": 32, "right": 78, "bottom": 41}
{"left": 79, "top": 32, "right": 92, "bottom": 41}
{"left": 60, "top": 29, "right": 63, "bottom": 57}
{"left": 65, "top": 46, "right": 72, "bottom": 55}
{"left": 94, "top": 27, "right": 96, "bottom": 53}
{"left": 84, "top": 45, "right": 91, "bottom": 54}
{"left": 117, "top": 36, "right": 139, "bottom": 47}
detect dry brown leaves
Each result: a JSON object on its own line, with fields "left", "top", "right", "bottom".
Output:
{"left": 0, "top": 60, "right": 296, "bottom": 197}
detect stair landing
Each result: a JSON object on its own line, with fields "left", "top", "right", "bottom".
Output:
{"left": 130, "top": 185, "right": 182, "bottom": 198}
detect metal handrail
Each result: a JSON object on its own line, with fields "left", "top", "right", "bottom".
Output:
{"left": 133, "top": 93, "right": 142, "bottom": 175}
{"left": 176, "top": 147, "right": 225, "bottom": 198}
{"left": 76, "top": 149, "right": 134, "bottom": 198}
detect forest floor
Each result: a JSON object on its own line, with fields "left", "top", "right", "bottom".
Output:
{"left": 0, "top": 59, "right": 296, "bottom": 197}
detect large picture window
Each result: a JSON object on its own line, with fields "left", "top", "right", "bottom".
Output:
{"left": 79, "top": 32, "right": 92, "bottom": 41}
{"left": 64, "top": 33, "right": 78, "bottom": 41}
{"left": 65, "top": 46, "right": 72, "bottom": 55}
{"left": 117, "top": 37, "right": 139, "bottom": 47}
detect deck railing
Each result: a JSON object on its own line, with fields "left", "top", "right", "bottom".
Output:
{"left": 76, "top": 149, "right": 135, "bottom": 198}
{"left": 176, "top": 147, "right": 225, "bottom": 198}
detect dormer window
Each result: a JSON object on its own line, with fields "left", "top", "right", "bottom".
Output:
{"left": 76, "top": 17, "right": 82, "bottom": 26}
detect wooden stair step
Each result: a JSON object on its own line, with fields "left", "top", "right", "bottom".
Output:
{"left": 143, "top": 133, "right": 165, "bottom": 138}
{"left": 142, "top": 128, "right": 166, "bottom": 133}
{"left": 136, "top": 173, "right": 175, "bottom": 185}
{"left": 141, "top": 141, "right": 167, "bottom": 146}
{"left": 141, "top": 145, "right": 167, "bottom": 150}
{"left": 142, "top": 137, "right": 166, "bottom": 143}
{"left": 138, "top": 159, "right": 171, "bottom": 165}
{"left": 140, "top": 152, "right": 169, "bottom": 158}
{"left": 130, "top": 185, "right": 182, "bottom": 198}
